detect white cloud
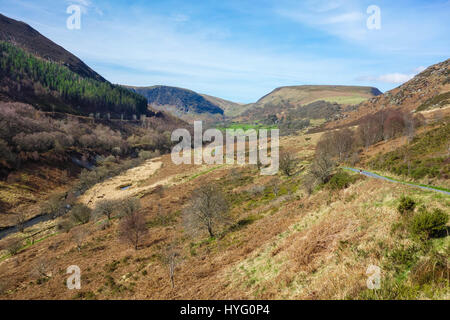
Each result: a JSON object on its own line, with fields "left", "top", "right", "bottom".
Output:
{"left": 67, "top": 0, "right": 91, "bottom": 7}
{"left": 357, "top": 66, "right": 428, "bottom": 84}
{"left": 324, "top": 12, "right": 364, "bottom": 24}
{"left": 377, "top": 73, "right": 415, "bottom": 84}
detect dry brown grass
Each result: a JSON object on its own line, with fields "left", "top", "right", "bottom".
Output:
{"left": 0, "top": 133, "right": 448, "bottom": 300}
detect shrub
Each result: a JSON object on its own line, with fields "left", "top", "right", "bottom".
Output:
{"left": 57, "top": 218, "right": 74, "bottom": 233}
{"left": 409, "top": 208, "right": 448, "bottom": 239}
{"left": 327, "top": 170, "right": 357, "bottom": 190}
{"left": 397, "top": 196, "right": 416, "bottom": 215}
{"left": 138, "top": 150, "right": 153, "bottom": 161}
{"left": 410, "top": 251, "right": 449, "bottom": 285}
{"left": 388, "top": 245, "right": 419, "bottom": 273}
{"left": 70, "top": 204, "right": 92, "bottom": 225}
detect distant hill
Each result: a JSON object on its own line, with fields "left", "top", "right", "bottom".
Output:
{"left": 126, "top": 85, "right": 228, "bottom": 123}
{"left": 200, "top": 93, "right": 244, "bottom": 117}
{"left": 323, "top": 59, "right": 450, "bottom": 131}
{"left": 255, "top": 85, "right": 381, "bottom": 108}
{"left": 236, "top": 85, "right": 381, "bottom": 124}
{"left": 0, "top": 13, "right": 105, "bottom": 82}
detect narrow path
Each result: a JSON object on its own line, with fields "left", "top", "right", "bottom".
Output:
{"left": 344, "top": 167, "right": 450, "bottom": 195}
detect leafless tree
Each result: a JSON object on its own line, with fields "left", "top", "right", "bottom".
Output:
{"left": 384, "top": 109, "right": 406, "bottom": 140}
{"left": 94, "top": 199, "right": 118, "bottom": 221}
{"left": 32, "top": 257, "right": 53, "bottom": 280}
{"left": 279, "top": 151, "right": 299, "bottom": 177}
{"left": 183, "top": 184, "right": 230, "bottom": 238}
{"left": 72, "top": 228, "right": 89, "bottom": 252}
{"left": 16, "top": 213, "right": 26, "bottom": 233}
{"left": 118, "top": 209, "right": 148, "bottom": 250}
{"left": 271, "top": 178, "right": 281, "bottom": 196}
{"left": 317, "top": 128, "right": 355, "bottom": 162}
{"left": 309, "top": 153, "right": 336, "bottom": 184}
{"left": 303, "top": 173, "right": 317, "bottom": 195}
{"left": 404, "top": 113, "right": 415, "bottom": 143}
{"left": 334, "top": 128, "right": 354, "bottom": 162}
{"left": 161, "top": 243, "right": 182, "bottom": 289}
{"left": 118, "top": 198, "right": 141, "bottom": 218}
{"left": 357, "top": 114, "right": 383, "bottom": 148}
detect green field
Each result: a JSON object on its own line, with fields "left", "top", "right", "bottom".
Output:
{"left": 216, "top": 123, "right": 278, "bottom": 132}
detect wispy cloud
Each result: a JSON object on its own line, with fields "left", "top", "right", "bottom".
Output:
{"left": 358, "top": 73, "right": 414, "bottom": 84}
{"left": 357, "top": 66, "right": 428, "bottom": 84}
{"left": 275, "top": 0, "right": 450, "bottom": 54}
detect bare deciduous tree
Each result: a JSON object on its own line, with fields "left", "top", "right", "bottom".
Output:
{"left": 32, "top": 257, "right": 53, "bottom": 280}
{"left": 404, "top": 113, "right": 415, "bottom": 143}
{"left": 118, "top": 208, "right": 148, "bottom": 250}
{"left": 279, "top": 151, "right": 299, "bottom": 177}
{"left": 94, "top": 199, "right": 118, "bottom": 221}
{"left": 118, "top": 198, "right": 141, "bottom": 218}
{"left": 72, "top": 228, "right": 89, "bottom": 252}
{"left": 271, "top": 177, "right": 281, "bottom": 196}
{"left": 161, "top": 243, "right": 182, "bottom": 289}
{"left": 183, "top": 184, "right": 230, "bottom": 238}
{"left": 303, "top": 173, "right": 317, "bottom": 196}
{"left": 357, "top": 115, "right": 383, "bottom": 148}
{"left": 334, "top": 128, "right": 354, "bottom": 162}
{"left": 317, "top": 128, "right": 355, "bottom": 162}
{"left": 309, "top": 153, "right": 335, "bottom": 184}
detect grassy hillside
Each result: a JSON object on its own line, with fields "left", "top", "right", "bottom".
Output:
{"left": 255, "top": 85, "right": 381, "bottom": 108}
{"left": 0, "top": 132, "right": 447, "bottom": 300}
{"left": 234, "top": 85, "right": 381, "bottom": 124}
{"left": 367, "top": 119, "right": 450, "bottom": 188}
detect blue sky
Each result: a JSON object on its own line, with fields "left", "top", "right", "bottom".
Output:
{"left": 1, "top": 0, "right": 449, "bottom": 103}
